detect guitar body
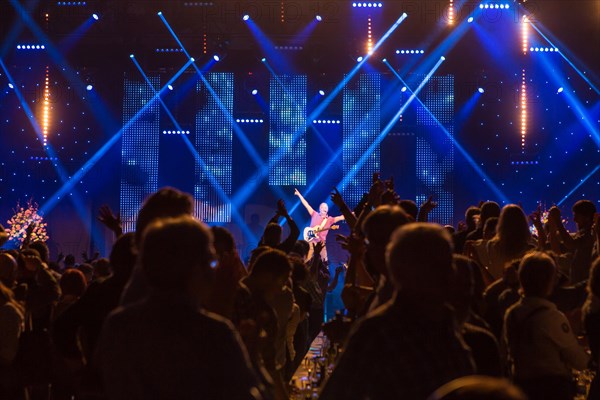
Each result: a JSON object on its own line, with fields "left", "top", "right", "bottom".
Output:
{"left": 303, "top": 225, "right": 339, "bottom": 243}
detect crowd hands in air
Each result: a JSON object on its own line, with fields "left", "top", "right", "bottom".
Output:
{"left": 0, "top": 176, "right": 599, "bottom": 400}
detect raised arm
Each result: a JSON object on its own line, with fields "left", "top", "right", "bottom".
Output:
{"left": 277, "top": 199, "right": 300, "bottom": 253}
{"left": 294, "top": 188, "right": 315, "bottom": 216}
{"left": 331, "top": 188, "right": 355, "bottom": 227}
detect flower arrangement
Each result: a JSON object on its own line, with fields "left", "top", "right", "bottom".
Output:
{"left": 6, "top": 200, "right": 49, "bottom": 245}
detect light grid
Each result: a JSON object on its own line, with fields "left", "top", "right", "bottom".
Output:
{"left": 194, "top": 73, "right": 233, "bottom": 222}
{"left": 268, "top": 75, "right": 307, "bottom": 186}
{"left": 342, "top": 73, "right": 381, "bottom": 206}
{"left": 416, "top": 75, "right": 454, "bottom": 225}
{"left": 120, "top": 76, "right": 161, "bottom": 232}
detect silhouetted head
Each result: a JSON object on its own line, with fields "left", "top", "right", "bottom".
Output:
{"left": 518, "top": 251, "right": 556, "bottom": 298}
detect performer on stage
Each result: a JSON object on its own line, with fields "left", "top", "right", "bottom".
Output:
{"left": 294, "top": 188, "right": 345, "bottom": 263}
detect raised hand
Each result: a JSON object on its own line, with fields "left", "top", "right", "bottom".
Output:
{"left": 330, "top": 187, "right": 345, "bottom": 208}
{"left": 293, "top": 188, "right": 300, "bottom": 197}
{"left": 97, "top": 205, "right": 122, "bottom": 236}
{"left": 313, "top": 241, "right": 325, "bottom": 257}
{"left": 420, "top": 195, "right": 438, "bottom": 213}
{"left": 276, "top": 198, "right": 288, "bottom": 216}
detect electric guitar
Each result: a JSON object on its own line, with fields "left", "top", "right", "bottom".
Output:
{"left": 303, "top": 225, "right": 339, "bottom": 243}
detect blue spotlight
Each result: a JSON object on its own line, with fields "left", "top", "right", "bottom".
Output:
{"left": 243, "top": 14, "right": 250, "bottom": 21}
{"left": 468, "top": 16, "right": 474, "bottom": 23}
{"left": 401, "top": 86, "right": 407, "bottom": 92}
{"left": 316, "top": 15, "right": 322, "bottom": 21}
{"left": 92, "top": 13, "right": 98, "bottom": 20}
{"left": 261, "top": 57, "right": 266, "bottom": 62}
{"left": 157, "top": 11, "right": 162, "bottom": 16}
{"left": 213, "top": 55, "right": 220, "bottom": 62}
{"left": 251, "top": 89, "right": 258, "bottom": 95}
{"left": 440, "top": 56, "right": 446, "bottom": 61}
{"left": 557, "top": 87, "right": 564, "bottom": 93}
{"left": 478, "top": 87, "right": 484, "bottom": 93}
{"left": 129, "top": 54, "right": 134, "bottom": 58}
{"left": 168, "top": 84, "right": 174, "bottom": 90}
{"left": 318, "top": 89, "right": 325, "bottom": 96}
{"left": 357, "top": 56, "right": 363, "bottom": 62}
{"left": 86, "top": 84, "right": 93, "bottom": 91}
{"left": 8, "top": 82, "right": 14, "bottom": 89}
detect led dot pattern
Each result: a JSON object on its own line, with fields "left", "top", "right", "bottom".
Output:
{"left": 195, "top": 73, "right": 233, "bottom": 223}
{"left": 416, "top": 75, "right": 455, "bottom": 225}
{"left": 120, "top": 76, "right": 161, "bottom": 233}
{"left": 342, "top": 73, "right": 381, "bottom": 206}
{"left": 268, "top": 75, "right": 307, "bottom": 186}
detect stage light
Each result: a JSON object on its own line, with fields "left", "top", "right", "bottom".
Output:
{"left": 251, "top": 89, "right": 258, "bottom": 95}
{"left": 168, "top": 84, "right": 174, "bottom": 90}
{"left": 319, "top": 90, "right": 325, "bottom": 96}
{"left": 129, "top": 54, "right": 134, "bottom": 58}
{"left": 213, "top": 55, "right": 220, "bottom": 61}
{"left": 468, "top": 16, "right": 474, "bottom": 23}
{"left": 478, "top": 87, "right": 484, "bottom": 93}
{"left": 261, "top": 57, "right": 266, "bottom": 62}
{"left": 92, "top": 13, "right": 99, "bottom": 20}
{"left": 401, "top": 86, "right": 407, "bottom": 92}
{"left": 316, "top": 15, "right": 322, "bottom": 21}
{"left": 557, "top": 87, "right": 564, "bottom": 93}
{"left": 382, "top": 58, "right": 387, "bottom": 62}
{"left": 357, "top": 56, "right": 363, "bottom": 62}
{"left": 243, "top": 14, "right": 250, "bottom": 21}
{"left": 440, "top": 56, "right": 446, "bottom": 60}
{"left": 8, "top": 83, "right": 14, "bottom": 89}
{"left": 86, "top": 84, "right": 93, "bottom": 91}
{"left": 157, "top": 11, "right": 162, "bottom": 16}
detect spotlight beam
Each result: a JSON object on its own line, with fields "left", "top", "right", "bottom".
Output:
{"left": 383, "top": 60, "right": 510, "bottom": 204}
{"left": 556, "top": 164, "right": 600, "bottom": 207}
{"left": 528, "top": 21, "right": 600, "bottom": 96}
{"left": 8, "top": 0, "right": 117, "bottom": 135}
{"left": 334, "top": 56, "right": 447, "bottom": 195}
{"left": 261, "top": 58, "right": 336, "bottom": 156}
{"left": 41, "top": 58, "right": 195, "bottom": 215}
{"left": 158, "top": 11, "right": 290, "bottom": 217}
{"left": 129, "top": 56, "right": 254, "bottom": 239}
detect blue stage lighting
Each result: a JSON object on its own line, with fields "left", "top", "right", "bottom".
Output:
{"left": 129, "top": 54, "right": 134, "bottom": 58}
{"left": 557, "top": 87, "right": 564, "bottom": 93}
{"left": 86, "top": 84, "right": 93, "bottom": 91}
{"left": 261, "top": 57, "right": 266, "bottom": 62}
{"left": 167, "top": 84, "right": 174, "bottom": 90}
{"left": 243, "top": 14, "right": 250, "bottom": 21}
{"left": 468, "top": 16, "right": 474, "bottom": 23}
{"left": 213, "top": 55, "right": 220, "bottom": 62}
{"left": 441, "top": 56, "right": 446, "bottom": 61}
{"left": 401, "top": 86, "right": 407, "bottom": 92}
{"left": 92, "top": 13, "right": 98, "bottom": 20}
{"left": 478, "top": 87, "right": 484, "bottom": 93}
{"left": 319, "top": 89, "right": 325, "bottom": 96}
{"left": 157, "top": 11, "right": 162, "bottom": 16}
{"left": 357, "top": 56, "right": 363, "bottom": 62}
{"left": 8, "top": 83, "right": 14, "bottom": 89}
{"left": 251, "top": 89, "right": 258, "bottom": 95}
{"left": 316, "top": 15, "right": 322, "bottom": 21}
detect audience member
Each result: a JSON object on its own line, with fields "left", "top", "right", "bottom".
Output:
{"left": 320, "top": 223, "right": 475, "bottom": 399}
{"left": 97, "top": 216, "right": 262, "bottom": 400}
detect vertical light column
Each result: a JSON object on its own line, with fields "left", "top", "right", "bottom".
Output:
{"left": 120, "top": 76, "right": 161, "bottom": 232}
{"left": 416, "top": 75, "right": 455, "bottom": 224}
{"left": 195, "top": 72, "right": 234, "bottom": 222}
{"left": 42, "top": 66, "right": 50, "bottom": 146}
{"left": 448, "top": 0, "right": 455, "bottom": 25}
{"left": 268, "top": 75, "right": 307, "bottom": 186}
{"left": 342, "top": 73, "right": 381, "bottom": 206}
{"left": 521, "top": 68, "right": 527, "bottom": 149}
{"left": 521, "top": 16, "right": 529, "bottom": 54}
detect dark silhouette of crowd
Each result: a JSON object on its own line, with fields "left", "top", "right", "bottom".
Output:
{"left": 0, "top": 180, "right": 599, "bottom": 400}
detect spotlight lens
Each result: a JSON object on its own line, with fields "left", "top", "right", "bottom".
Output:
{"left": 316, "top": 15, "right": 322, "bottom": 21}
{"left": 319, "top": 90, "right": 325, "bottom": 96}
{"left": 401, "top": 86, "right": 407, "bottom": 92}
{"left": 261, "top": 57, "right": 266, "bottom": 62}
{"left": 243, "top": 14, "right": 249, "bottom": 21}
{"left": 357, "top": 56, "right": 363, "bottom": 62}
{"left": 557, "top": 87, "right": 564, "bottom": 93}
{"left": 468, "top": 16, "right": 473, "bottom": 23}
{"left": 8, "top": 83, "right": 14, "bottom": 89}
{"left": 478, "top": 88, "right": 484, "bottom": 93}
{"left": 168, "top": 84, "right": 174, "bottom": 91}
{"left": 86, "top": 85, "right": 93, "bottom": 91}
{"left": 251, "top": 89, "right": 258, "bottom": 95}
{"left": 213, "top": 55, "right": 220, "bottom": 61}
{"left": 92, "top": 13, "right": 98, "bottom": 20}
